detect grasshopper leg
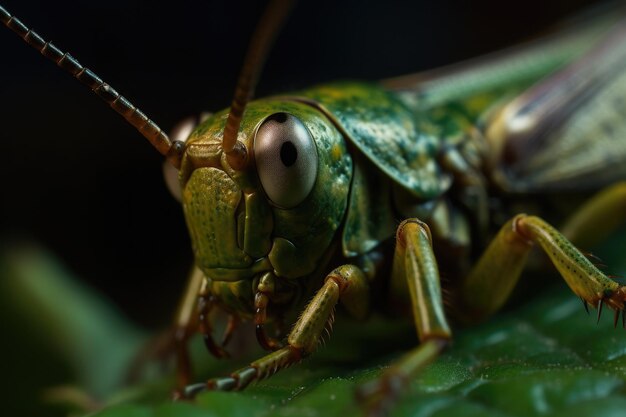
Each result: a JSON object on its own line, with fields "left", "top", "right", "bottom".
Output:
{"left": 197, "top": 283, "right": 230, "bottom": 360}
{"left": 171, "top": 267, "right": 205, "bottom": 388}
{"left": 127, "top": 266, "right": 203, "bottom": 389}
{"left": 562, "top": 182, "right": 626, "bottom": 248}
{"left": 357, "top": 219, "right": 452, "bottom": 413}
{"left": 461, "top": 213, "right": 626, "bottom": 322}
{"left": 183, "top": 264, "right": 370, "bottom": 397}
{"left": 254, "top": 277, "right": 284, "bottom": 351}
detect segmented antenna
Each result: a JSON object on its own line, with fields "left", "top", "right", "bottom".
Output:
{"left": 0, "top": 5, "right": 183, "bottom": 168}
{"left": 222, "top": 0, "right": 295, "bottom": 170}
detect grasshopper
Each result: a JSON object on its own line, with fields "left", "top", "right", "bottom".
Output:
{"left": 2, "top": 0, "right": 626, "bottom": 414}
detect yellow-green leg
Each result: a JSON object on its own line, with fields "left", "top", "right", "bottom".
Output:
{"left": 358, "top": 219, "right": 452, "bottom": 411}
{"left": 562, "top": 182, "right": 626, "bottom": 248}
{"left": 172, "top": 266, "right": 205, "bottom": 388}
{"left": 183, "top": 264, "right": 369, "bottom": 397}
{"left": 128, "top": 266, "right": 204, "bottom": 390}
{"left": 462, "top": 213, "right": 626, "bottom": 323}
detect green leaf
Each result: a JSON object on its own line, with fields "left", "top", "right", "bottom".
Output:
{"left": 4, "top": 244, "right": 626, "bottom": 417}
{"left": 0, "top": 246, "right": 146, "bottom": 416}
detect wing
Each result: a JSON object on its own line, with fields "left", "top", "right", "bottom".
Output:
{"left": 384, "top": 6, "right": 618, "bottom": 111}
{"left": 385, "top": 6, "right": 626, "bottom": 193}
{"left": 485, "top": 21, "right": 626, "bottom": 192}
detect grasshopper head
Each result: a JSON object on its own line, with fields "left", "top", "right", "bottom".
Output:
{"left": 175, "top": 99, "right": 352, "bottom": 314}
{"left": 170, "top": 0, "right": 345, "bottom": 317}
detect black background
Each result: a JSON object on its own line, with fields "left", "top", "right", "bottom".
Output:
{"left": 0, "top": 0, "right": 610, "bottom": 328}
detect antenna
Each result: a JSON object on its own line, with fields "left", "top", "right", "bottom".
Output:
{"left": 0, "top": 5, "right": 183, "bottom": 168}
{"left": 222, "top": 0, "right": 295, "bottom": 170}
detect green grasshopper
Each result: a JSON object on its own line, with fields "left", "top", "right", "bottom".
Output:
{"left": 3, "top": 0, "right": 626, "bottom": 413}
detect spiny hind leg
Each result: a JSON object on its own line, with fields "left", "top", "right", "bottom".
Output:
{"left": 357, "top": 219, "right": 452, "bottom": 412}
{"left": 562, "top": 182, "right": 626, "bottom": 248}
{"left": 182, "top": 264, "right": 370, "bottom": 397}
{"left": 461, "top": 213, "right": 626, "bottom": 323}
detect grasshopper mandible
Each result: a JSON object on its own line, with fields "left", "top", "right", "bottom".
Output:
{"left": 2, "top": 0, "right": 626, "bottom": 413}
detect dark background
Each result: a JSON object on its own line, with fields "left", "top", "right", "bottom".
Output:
{"left": 0, "top": 0, "right": 610, "bottom": 329}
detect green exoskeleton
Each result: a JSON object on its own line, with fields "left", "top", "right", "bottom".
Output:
{"left": 4, "top": 0, "right": 626, "bottom": 413}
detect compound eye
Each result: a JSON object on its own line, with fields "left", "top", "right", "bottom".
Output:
{"left": 254, "top": 113, "right": 318, "bottom": 208}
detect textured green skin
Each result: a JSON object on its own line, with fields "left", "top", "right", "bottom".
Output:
{"left": 181, "top": 98, "right": 352, "bottom": 316}
{"left": 177, "top": 53, "right": 601, "bottom": 318}
{"left": 176, "top": 73, "right": 548, "bottom": 317}
{"left": 179, "top": 81, "right": 476, "bottom": 317}
{"left": 293, "top": 82, "right": 452, "bottom": 199}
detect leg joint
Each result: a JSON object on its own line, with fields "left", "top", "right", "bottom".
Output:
{"left": 511, "top": 214, "right": 535, "bottom": 246}
{"left": 396, "top": 218, "right": 432, "bottom": 248}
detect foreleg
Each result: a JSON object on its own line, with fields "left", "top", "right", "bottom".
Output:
{"left": 183, "top": 264, "right": 369, "bottom": 397}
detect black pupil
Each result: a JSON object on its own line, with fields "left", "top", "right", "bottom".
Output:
{"left": 280, "top": 141, "right": 298, "bottom": 167}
